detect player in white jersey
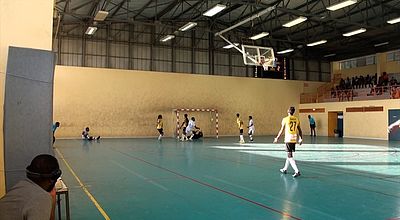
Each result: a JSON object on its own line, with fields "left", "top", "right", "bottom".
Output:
{"left": 273, "top": 107, "right": 303, "bottom": 178}
{"left": 388, "top": 119, "right": 400, "bottom": 133}
{"left": 247, "top": 116, "right": 255, "bottom": 142}
{"left": 185, "top": 117, "right": 199, "bottom": 140}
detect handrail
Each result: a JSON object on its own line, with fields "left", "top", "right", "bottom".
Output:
{"left": 301, "top": 85, "right": 399, "bottom": 103}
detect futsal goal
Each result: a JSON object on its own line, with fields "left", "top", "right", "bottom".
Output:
{"left": 173, "top": 108, "right": 219, "bottom": 138}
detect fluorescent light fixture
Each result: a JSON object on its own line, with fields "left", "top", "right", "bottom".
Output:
{"left": 223, "top": 43, "right": 239, "bottom": 49}
{"left": 94, "top": 10, "right": 109, "bottom": 21}
{"left": 327, "top": 0, "right": 357, "bottom": 11}
{"left": 277, "top": 49, "right": 294, "bottom": 54}
{"left": 160, "top": 35, "right": 175, "bottom": 42}
{"left": 387, "top": 17, "right": 400, "bottom": 24}
{"left": 85, "top": 26, "right": 97, "bottom": 35}
{"left": 203, "top": 4, "right": 226, "bottom": 17}
{"left": 283, "top": 16, "right": 307, "bottom": 28}
{"left": 343, "top": 28, "right": 366, "bottom": 37}
{"left": 179, "top": 22, "right": 197, "bottom": 31}
{"left": 307, "top": 40, "right": 327, "bottom": 47}
{"left": 374, "top": 42, "right": 389, "bottom": 47}
{"left": 324, "top": 53, "right": 336, "bottom": 57}
{"left": 249, "top": 32, "right": 269, "bottom": 40}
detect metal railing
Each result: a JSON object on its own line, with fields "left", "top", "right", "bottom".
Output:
{"left": 301, "top": 85, "right": 400, "bottom": 103}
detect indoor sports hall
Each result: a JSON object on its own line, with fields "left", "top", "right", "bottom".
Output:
{"left": 0, "top": 0, "right": 399, "bottom": 219}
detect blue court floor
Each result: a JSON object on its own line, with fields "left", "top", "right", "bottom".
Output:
{"left": 54, "top": 136, "right": 400, "bottom": 220}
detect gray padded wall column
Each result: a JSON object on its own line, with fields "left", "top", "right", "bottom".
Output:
{"left": 4, "top": 47, "right": 55, "bottom": 190}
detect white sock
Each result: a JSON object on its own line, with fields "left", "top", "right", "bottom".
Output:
{"left": 240, "top": 135, "right": 244, "bottom": 141}
{"left": 283, "top": 158, "right": 290, "bottom": 170}
{"left": 249, "top": 135, "right": 253, "bottom": 141}
{"left": 288, "top": 158, "right": 299, "bottom": 173}
{"left": 158, "top": 135, "right": 162, "bottom": 140}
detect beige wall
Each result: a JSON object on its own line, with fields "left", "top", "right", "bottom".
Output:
{"left": 54, "top": 66, "right": 324, "bottom": 138}
{"left": 386, "top": 61, "right": 400, "bottom": 74}
{"left": 299, "top": 99, "right": 400, "bottom": 139}
{"left": 0, "top": 0, "right": 54, "bottom": 196}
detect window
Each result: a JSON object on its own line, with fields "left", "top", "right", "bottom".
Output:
{"left": 339, "top": 55, "right": 376, "bottom": 69}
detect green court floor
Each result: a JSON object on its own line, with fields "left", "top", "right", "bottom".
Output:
{"left": 54, "top": 136, "right": 400, "bottom": 220}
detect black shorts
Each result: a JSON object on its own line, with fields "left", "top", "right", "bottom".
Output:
{"left": 310, "top": 123, "right": 316, "bottom": 129}
{"left": 182, "top": 127, "right": 187, "bottom": 135}
{"left": 285, "top": 143, "right": 296, "bottom": 152}
{"left": 239, "top": 129, "right": 243, "bottom": 135}
{"left": 157, "top": 128, "right": 164, "bottom": 135}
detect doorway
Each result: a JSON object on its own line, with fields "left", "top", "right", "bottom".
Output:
{"left": 328, "top": 111, "right": 343, "bottom": 137}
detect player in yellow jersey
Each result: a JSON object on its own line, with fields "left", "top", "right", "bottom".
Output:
{"left": 156, "top": 115, "right": 164, "bottom": 140}
{"left": 273, "top": 107, "right": 303, "bottom": 178}
{"left": 236, "top": 113, "right": 245, "bottom": 144}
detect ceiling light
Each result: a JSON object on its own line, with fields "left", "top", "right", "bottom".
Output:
{"left": 160, "top": 35, "right": 175, "bottom": 42}
{"left": 203, "top": 4, "right": 226, "bottom": 17}
{"left": 387, "top": 17, "right": 400, "bottom": 24}
{"left": 85, "top": 26, "right": 97, "bottom": 35}
{"left": 249, "top": 32, "right": 269, "bottom": 40}
{"left": 283, "top": 16, "right": 307, "bottom": 28}
{"left": 94, "top": 10, "right": 109, "bottom": 21}
{"left": 307, "top": 40, "right": 327, "bottom": 47}
{"left": 374, "top": 42, "right": 389, "bottom": 47}
{"left": 324, "top": 53, "right": 336, "bottom": 57}
{"left": 223, "top": 43, "right": 239, "bottom": 49}
{"left": 277, "top": 49, "right": 294, "bottom": 54}
{"left": 327, "top": 0, "right": 357, "bottom": 11}
{"left": 179, "top": 22, "right": 198, "bottom": 31}
{"left": 343, "top": 28, "right": 366, "bottom": 37}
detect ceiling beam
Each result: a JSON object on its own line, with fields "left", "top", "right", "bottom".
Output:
{"left": 70, "top": 0, "right": 93, "bottom": 12}
{"left": 133, "top": 0, "right": 155, "bottom": 20}
{"left": 172, "top": 1, "right": 203, "bottom": 20}
{"left": 151, "top": 0, "right": 181, "bottom": 20}
{"left": 109, "top": 0, "right": 128, "bottom": 18}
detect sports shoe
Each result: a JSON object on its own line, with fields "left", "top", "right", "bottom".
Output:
{"left": 279, "top": 169, "right": 287, "bottom": 174}
{"left": 292, "top": 172, "right": 301, "bottom": 178}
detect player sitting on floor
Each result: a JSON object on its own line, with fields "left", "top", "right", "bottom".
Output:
{"left": 191, "top": 128, "right": 203, "bottom": 140}
{"left": 82, "top": 127, "right": 100, "bottom": 141}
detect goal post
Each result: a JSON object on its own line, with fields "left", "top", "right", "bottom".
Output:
{"left": 173, "top": 108, "right": 219, "bottom": 138}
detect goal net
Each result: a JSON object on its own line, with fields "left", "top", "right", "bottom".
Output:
{"left": 173, "top": 108, "right": 219, "bottom": 138}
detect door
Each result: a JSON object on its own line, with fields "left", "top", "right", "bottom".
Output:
{"left": 389, "top": 109, "right": 400, "bottom": 141}
{"left": 328, "top": 112, "right": 338, "bottom": 136}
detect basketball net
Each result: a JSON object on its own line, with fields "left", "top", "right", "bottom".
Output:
{"left": 259, "top": 56, "right": 268, "bottom": 71}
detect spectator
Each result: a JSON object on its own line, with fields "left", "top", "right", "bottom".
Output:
{"left": 0, "top": 154, "right": 61, "bottom": 220}
{"left": 366, "top": 74, "right": 372, "bottom": 88}
{"left": 359, "top": 75, "right": 365, "bottom": 88}
{"left": 331, "top": 88, "right": 336, "bottom": 98}
{"left": 390, "top": 77, "right": 398, "bottom": 86}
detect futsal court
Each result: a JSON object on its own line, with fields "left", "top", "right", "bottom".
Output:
{"left": 54, "top": 136, "right": 400, "bottom": 219}
{"left": 2, "top": 1, "right": 400, "bottom": 220}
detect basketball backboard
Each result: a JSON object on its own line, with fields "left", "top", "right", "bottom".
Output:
{"left": 242, "top": 45, "right": 275, "bottom": 69}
